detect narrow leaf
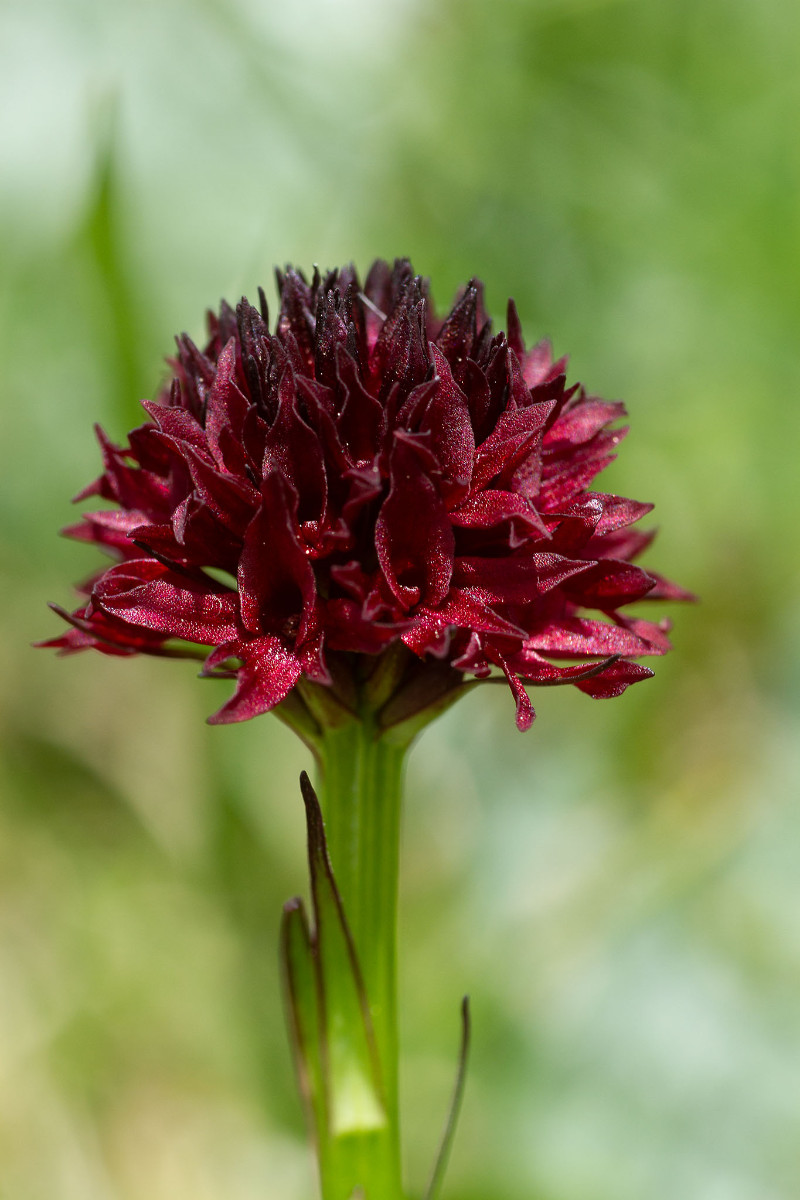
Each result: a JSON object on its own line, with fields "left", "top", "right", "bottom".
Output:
{"left": 280, "top": 898, "right": 327, "bottom": 1145}
{"left": 300, "top": 772, "right": 387, "bottom": 1138}
{"left": 424, "top": 997, "right": 472, "bottom": 1200}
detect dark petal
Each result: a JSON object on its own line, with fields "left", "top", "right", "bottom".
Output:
{"left": 588, "top": 493, "right": 654, "bottom": 535}
{"left": 340, "top": 277, "right": 369, "bottom": 367}
{"left": 538, "top": 429, "right": 627, "bottom": 510}
{"left": 461, "top": 358, "right": 492, "bottom": 435}
{"left": 450, "top": 630, "right": 492, "bottom": 676}
{"left": 419, "top": 346, "right": 475, "bottom": 500}
{"left": 238, "top": 472, "right": 317, "bottom": 638}
{"left": 453, "top": 551, "right": 593, "bottom": 604}
{"left": 62, "top": 509, "right": 151, "bottom": 557}
{"left": 365, "top": 258, "right": 415, "bottom": 326}
{"left": 370, "top": 270, "right": 429, "bottom": 391}
{"left": 263, "top": 367, "right": 328, "bottom": 526}
{"left": 213, "top": 299, "right": 239, "bottom": 349}
{"left": 335, "top": 345, "right": 386, "bottom": 464}
{"left": 140, "top": 400, "right": 209, "bottom": 456}
{"left": 75, "top": 425, "right": 172, "bottom": 515}
{"left": 574, "top": 659, "right": 654, "bottom": 698}
{"left": 506, "top": 346, "right": 535, "bottom": 409}
{"left": 524, "top": 616, "right": 666, "bottom": 658}
{"left": 612, "top": 614, "right": 673, "bottom": 653}
{"left": 241, "top": 405, "right": 270, "bottom": 480}
{"left": 164, "top": 496, "right": 243, "bottom": 572}
{"left": 375, "top": 435, "right": 455, "bottom": 610}
{"left": 93, "top": 560, "right": 239, "bottom": 644}
{"left": 393, "top": 377, "right": 439, "bottom": 434}
{"left": 435, "top": 279, "right": 481, "bottom": 364}
{"left": 205, "top": 635, "right": 302, "bottom": 724}
{"left": 329, "top": 560, "right": 371, "bottom": 601}
{"left": 543, "top": 497, "right": 604, "bottom": 553}
{"left": 296, "top": 632, "right": 331, "bottom": 684}
{"left": 237, "top": 299, "right": 272, "bottom": 409}
{"left": 40, "top": 602, "right": 169, "bottom": 656}
{"left": 638, "top": 572, "right": 698, "bottom": 602}
{"left": 314, "top": 289, "right": 350, "bottom": 390}
{"left": 202, "top": 338, "right": 252, "bottom": 475}
{"left": 341, "top": 463, "right": 384, "bottom": 528}
{"left": 525, "top": 341, "right": 565, "bottom": 389}
{"left": 450, "top": 490, "right": 549, "bottom": 543}
{"left": 170, "top": 332, "right": 216, "bottom": 421}
{"left": 472, "top": 399, "right": 555, "bottom": 492}
{"left": 380, "top": 299, "right": 431, "bottom": 400}
{"left": 499, "top": 643, "right": 621, "bottom": 685}
{"left": 409, "top": 589, "right": 525, "bottom": 644}
{"left": 484, "top": 645, "right": 535, "bottom": 731}
{"left": 323, "top": 598, "right": 409, "bottom": 654}
{"left": 564, "top": 558, "right": 656, "bottom": 607}
{"left": 545, "top": 398, "right": 627, "bottom": 448}
{"left": 588, "top": 526, "right": 656, "bottom": 561}
{"left": 276, "top": 269, "right": 316, "bottom": 375}
{"left": 505, "top": 298, "right": 525, "bottom": 361}
{"left": 362, "top": 258, "right": 393, "bottom": 348}
{"left": 181, "top": 443, "right": 259, "bottom": 535}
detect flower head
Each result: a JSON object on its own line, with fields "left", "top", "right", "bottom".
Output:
{"left": 43, "top": 260, "right": 691, "bottom": 731}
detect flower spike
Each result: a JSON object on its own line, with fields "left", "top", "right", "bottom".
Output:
{"left": 43, "top": 260, "right": 690, "bottom": 729}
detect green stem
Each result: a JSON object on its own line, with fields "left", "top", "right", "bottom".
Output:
{"left": 315, "top": 713, "right": 409, "bottom": 1200}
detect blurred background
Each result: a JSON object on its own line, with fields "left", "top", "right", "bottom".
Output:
{"left": 1, "top": 0, "right": 799, "bottom": 1196}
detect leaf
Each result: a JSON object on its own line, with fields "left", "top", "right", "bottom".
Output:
{"left": 423, "top": 997, "right": 472, "bottom": 1200}
{"left": 280, "top": 897, "right": 327, "bottom": 1144}
{"left": 300, "top": 772, "right": 387, "bottom": 1138}
{"left": 281, "top": 774, "right": 387, "bottom": 1153}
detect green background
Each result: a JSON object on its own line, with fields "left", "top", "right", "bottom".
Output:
{"left": 2, "top": 0, "right": 799, "bottom": 1196}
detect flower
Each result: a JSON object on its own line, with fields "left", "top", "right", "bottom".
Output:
{"left": 43, "top": 259, "right": 691, "bottom": 731}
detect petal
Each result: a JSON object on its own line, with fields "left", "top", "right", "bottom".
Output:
{"left": 639, "top": 572, "right": 698, "bottom": 602}
{"left": 375, "top": 435, "right": 455, "bottom": 610}
{"left": 524, "top": 616, "right": 666, "bottom": 658}
{"left": 484, "top": 645, "right": 535, "bottom": 731}
{"left": 453, "top": 551, "right": 593, "bottom": 604}
{"left": 238, "top": 472, "right": 317, "bottom": 637}
{"left": 181, "top": 443, "right": 259, "bottom": 534}
{"left": 563, "top": 559, "right": 656, "bottom": 607}
{"left": 575, "top": 659, "right": 655, "bottom": 698}
{"left": 40, "top": 602, "right": 171, "bottom": 656}
{"left": 202, "top": 338, "right": 252, "bottom": 474}
{"left": 62, "top": 509, "right": 150, "bottom": 557}
{"left": 205, "top": 636, "right": 302, "bottom": 724}
{"left": 335, "top": 345, "right": 385, "bottom": 464}
{"left": 450, "top": 490, "right": 549, "bottom": 542}
{"left": 94, "top": 560, "right": 239, "bottom": 644}
{"left": 545, "top": 398, "right": 627, "bottom": 447}
{"left": 472, "top": 397, "right": 555, "bottom": 491}
{"left": 263, "top": 367, "right": 328, "bottom": 525}
{"left": 591, "top": 494, "right": 654, "bottom": 535}
{"left": 419, "top": 345, "right": 475, "bottom": 499}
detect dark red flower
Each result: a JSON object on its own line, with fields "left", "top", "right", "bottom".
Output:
{"left": 42, "top": 260, "right": 691, "bottom": 731}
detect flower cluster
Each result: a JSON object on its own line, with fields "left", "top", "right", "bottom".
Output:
{"left": 44, "top": 260, "right": 689, "bottom": 729}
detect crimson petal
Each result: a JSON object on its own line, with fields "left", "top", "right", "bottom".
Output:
{"left": 205, "top": 636, "right": 302, "bottom": 724}
{"left": 375, "top": 435, "right": 455, "bottom": 610}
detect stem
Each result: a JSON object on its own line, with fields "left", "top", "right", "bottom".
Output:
{"left": 315, "top": 712, "right": 409, "bottom": 1200}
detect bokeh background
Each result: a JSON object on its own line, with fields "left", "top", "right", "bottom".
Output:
{"left": 2, "top": 0, "right": 799, "bottom": 1196}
